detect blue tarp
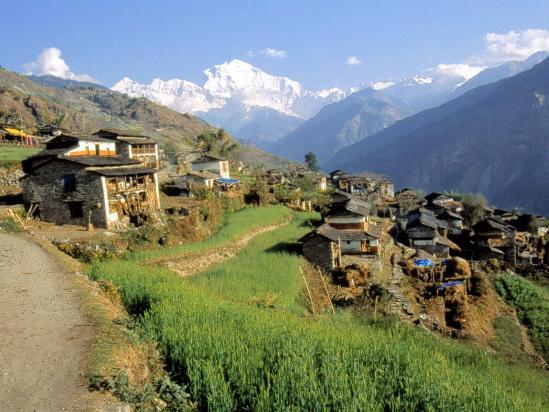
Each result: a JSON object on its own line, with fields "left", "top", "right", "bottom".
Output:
{"left": 438, "top": 280, "right": 464, "bottom": 291}
{"left": 414, "top": 259, "right": 433, "bottom": 267}
{"left": 217, "top": 178, "right": 240, "bottom": 184}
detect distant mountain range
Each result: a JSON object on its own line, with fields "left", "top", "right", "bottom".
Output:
{"left": 0, "top": 68, "right": 291, "bottom": 170}
{"left": 271, "top": 88, "right": 409, "bottom": 163}
{"left": 326, "top": 56, "right": 549, "bottom": 215}
{"left": 447, "top": 51, "right": 549, "bottom": 100}
{"left": 372, "top": 64, "right": 485, "bottom": 113}
{"left": 112, "top": 59, "right": 348, "bottom": 148}
{"left": 111, "top": 54, "right": 548, "bottom": 158}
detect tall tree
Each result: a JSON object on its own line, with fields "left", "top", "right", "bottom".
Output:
{"left": 305, "top": 151, "right": 319, "bottom": 172}
{"left": 462, "top": 193, "right": 488, "bottom": 227}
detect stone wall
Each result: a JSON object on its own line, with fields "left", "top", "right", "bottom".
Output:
{"left": 21, "top": 159, "right": 107, "bottom": 228}
{"left": 302, "top": 233, "right": 337, "bottom": 271}
{"left": 0, "top": 167, "right": 25, "bottom": 189}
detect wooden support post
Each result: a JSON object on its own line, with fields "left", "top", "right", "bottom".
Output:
{"left": 300, "top": 266, "right": 316, "bottom": 315}
{"left": 318, "top": 267, "right": 336, "bottom": 315}
{"left": 8, "top": 208, "right": 26, "bottom": 230}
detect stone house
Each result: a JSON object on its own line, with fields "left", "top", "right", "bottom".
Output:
{"left": 174, "top": 171, "right": 218, "bottom": 191}
{"left": 472, "top": 217, "right": 517, "bottom": 263}
{"left": 424, "top": 192, "right": 463, "bottom": 214}
{"left": 403, "top": 209, "right": 459, "bottom": 258}
{"left": 378, "top": 180, "right": 395, "bottom": 198}
{"left": 328, "top": 169, "right": 347, "bottom": 185}
{"left": 301, "top": 223, "right": 382, "bottom": 271}
{"left": 93, "top": 129, "right": 159, "bottom": 169}
{"left": 176, "top": 148, "right": 204, "bottom": 174}
{"left": 324, "top": 198, "right": 371, "bottom": 229}
{"left": 191, "top": 154, "right": 230, "bottom": 178}
{"left": 338, "top": 176, "right": 375, "bottom": 194}
{"left": 436, "top": 209, "right": 464, "bottom": 235}
{"left": 21, "top": 134, "right": 160, "bottom": 229}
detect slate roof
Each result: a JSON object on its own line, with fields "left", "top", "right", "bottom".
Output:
{"left": 90, "top": 167, "right": 157, "bottom": 177}
{"left": 473, "top": 217, "right": 513, "bottom": 234}
{"left": 174, "top": 171, "right": 219, "bottom": 187}
{"left": 424, "top": 192, "right": 450, "bottom": 203}
{"left": 61, "top": 155, "right": 141, "bottom": 167}
{"left": 365, "top": 224, "right": 383, "bottom": 239}
{"left": 22, "top": 152, "right": 140, "bottom": 173}
{"left": 435, "top": 236, "right": 461, "bottom": 250}
{"left": 437, "top": 209, "right": 464, "bottom": 221}
{"left": 345, "top": 198, "right": 371, "bottom": 217}
{"left": 316, "top": 224, "right": 372, "bottom": 241}
{"left": 93, "top": 129, "right": 157, "bottom": 144}
{"left": 185, "top": 171, "right": 219, "bottom": 179}
{"left": 407, "top": 208, "right": 447, "bottom": 230}
{"left": 117, "top": 136, "right": 157, "bottom": 144}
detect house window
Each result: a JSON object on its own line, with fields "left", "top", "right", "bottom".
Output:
{"left": 95, "top": 144, "right": 100, "bottom": 156}
{"left": 63, "top": 174, "right": 76, "bottom": 192}
{"left": 68, "top": 201, "right": 84, "bottom": 218}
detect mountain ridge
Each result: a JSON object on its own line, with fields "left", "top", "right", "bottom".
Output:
{"left": 271, "top": 88, "right": 409, "bottom": 163}
{"left": 326, "top": 56, "right": 549, "bottom": 215}
{"left": 111, "top": 59, "right": 348, "bottom": 147}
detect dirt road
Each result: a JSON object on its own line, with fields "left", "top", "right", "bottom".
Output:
{"left": 0, "top": 233, "right": 93, "bottom": 411}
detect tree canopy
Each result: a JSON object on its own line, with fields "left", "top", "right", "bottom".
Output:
{"left": 196, "top": 128, "right": 239, "bottom": 156}
{"left": 304, "top": 151, "right": 319, "bottom": 172}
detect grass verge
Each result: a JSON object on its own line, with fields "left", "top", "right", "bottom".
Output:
{"left": 495, "top": 273, "right": 549, "bottom": 363}
{"left": 0, "top": 143, "right": 41, "bottom": 163}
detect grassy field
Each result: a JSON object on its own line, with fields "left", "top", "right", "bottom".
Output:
{"left": 0, "top": 143, "right": 41, "bottom": 162}
{"left": 495, "top": 273, "right": 549, "bottom": 362}
{"left": 87, "top": 207, "right": 549, "bottom": 411}
{"left": 130, "top": 205, "right": 292, "bottom": 262}
{"left": 191, "top": 211, "right": 317, "bottom": 313}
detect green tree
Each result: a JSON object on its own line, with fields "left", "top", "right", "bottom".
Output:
{"left": 196, "top": 128, "right": 239, "bottom": 156}
{"left": 304, "top": 152, "right": 319, "bottom": 172}
{"left": 462, "top": 193, "right": 488, "bottom": 227}
{"left": 196, "top": 131, "right": 218, "bottom": 154}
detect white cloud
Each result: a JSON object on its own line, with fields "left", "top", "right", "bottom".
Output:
{"left": 261, "top": 47, "right": 286, "bottom": 59}
{"left": 346, "top": 56, "right": 362, "bottom": 66}
{"left": 247, "top": 47, "right": 286, "bottom": 59}
{"left": 471, "top": 29, "right": 549, "bottom": 64}
{"left": 431, "top": 64, "right": 485, "bottom": 80}
{"left": 370, "top": 81, "right": 396, "bottom": 91}
{"left": 22, "top": 47, "right": 100, "bottom": 83}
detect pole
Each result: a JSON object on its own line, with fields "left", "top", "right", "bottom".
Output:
{"left": 300, "top": 266, "right": 316, "bottom": 315}
{"left": 318, "top": 267, "right": 336, "bottom": 315}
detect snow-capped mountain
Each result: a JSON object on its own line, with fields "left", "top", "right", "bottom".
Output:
{"left": 112, "top": 59, "right": 347, "bottom": 147}
{"left": 369, "top": 64, "right": 485, "bottom": 113}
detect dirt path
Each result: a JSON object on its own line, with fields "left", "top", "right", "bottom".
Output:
{"left": 160, "top": 221, "right": 290, "bottom": 277}
{"left": 0, "top": 233, "right": 94, "bottom": 411}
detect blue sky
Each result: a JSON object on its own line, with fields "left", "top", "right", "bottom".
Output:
{"left": 2, "top": 0, "right": 549, "bottom": 89}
